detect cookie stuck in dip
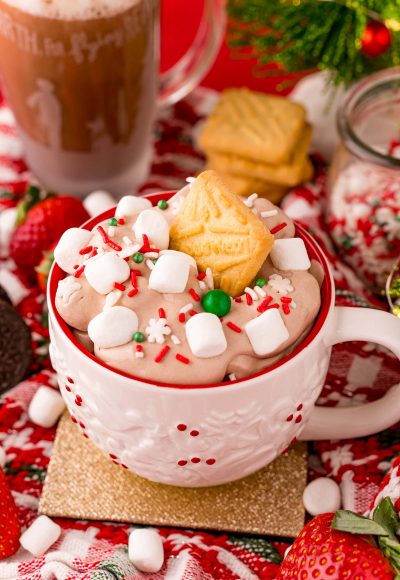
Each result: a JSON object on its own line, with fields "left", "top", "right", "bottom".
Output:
{"left": 0, "top": 299, "right": 32, "bottom": 392}
{"left": 54, "top": 170, "right": 322, "bottom": 385}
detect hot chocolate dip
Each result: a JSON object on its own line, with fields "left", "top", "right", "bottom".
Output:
{"left": 54, "top": 171, "right": 322, "bottom": 385}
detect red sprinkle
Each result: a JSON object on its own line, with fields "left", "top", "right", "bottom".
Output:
{"left": 245, "top": 293, "right": 253, "bottom": 306}
{"left": 176, "top": 353, "right": 190, "bottom": 364}
{"left": 114, "top": 282, "right": 126, "bottom": 291}
{"left": 189, "top": 310, "right": 198, "bottom": 317}
{"left": 270, "top": 222, "right": 287, "bottom": 235}
{"left": 117, "top": 218, "right": 125, "bottom": 225}
{"left": 88, "top": 247, "right": 98, "bottom": 259}
{"left": 282, "top": 303, "right": 291, "bottom": 315}
{"left": 97, "top": 225, "right": 122, "bottom": 251}
{"left": 265, "top": 303, "right": 280, "bottom": 310}
{"left": 257, "top": 296, "right": 273, "bottom": 312}
{"left": 136, "top": 345, "right": 143, "bottom": 353}
{"left": 128, "top": 288, "right": 138, "bottom": 298}
{"left": 197, "top": 272, "right": 207, "bottom": 280}
{"left": 178, "top": 313, "right": 186, "bottom": 323}
{"left": 234, "top": 297, "right": 243, "bottom": 303}
{"left": 280, "top": 296, "right": 292, "bottom": 303}
{"left": 158, "top": 307, "right": 166, "bottom": 319}
{"left": 154, "top": 345, "right": 170, "bottom": 363}
{"left": 74, "top": 265, "right": 85, "bottom": 278}
{"left": 79, "top": 245, "right": 93, "bottom": 255}
{"left": 139, "top": 233, "right": 151, "bottom": 253}
{"left": 226, "top": 321, "right": 242, "bottom": 333}
{"left": 189, "top": 288, "right": 200, "bottom": 302}
{"left": 73, "top": 264, "right": 79, "bottom": 270}
{"left": 130, "top": 270, "right": 138, "bottom": 288}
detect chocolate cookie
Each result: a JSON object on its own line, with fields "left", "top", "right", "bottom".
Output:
{"left": 0, "top": 300, "right": 32, "bottom": 393}
{"left": 0, "top": 284, "right": 11, "bottom": 304}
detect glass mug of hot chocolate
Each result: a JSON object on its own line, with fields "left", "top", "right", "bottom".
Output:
{"left": 0, "top": 0, "right": 225, "bottom": 195}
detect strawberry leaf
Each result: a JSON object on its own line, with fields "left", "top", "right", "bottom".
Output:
{"left": 373, "top": 497, "right": 400, "bottom": 542}
{"left": 379, "top": 536, "right": 400, "bottom": 576}
{"left": 332, "top": 510, "right": 389, "bottom": 536}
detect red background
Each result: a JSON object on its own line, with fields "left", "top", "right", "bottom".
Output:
{"left": 160, "top": 0, "right": 297, "bottom": 94}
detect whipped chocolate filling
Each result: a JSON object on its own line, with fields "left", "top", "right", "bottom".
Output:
{"left": 55, "top": 189, "right": 322, "bottom": 385}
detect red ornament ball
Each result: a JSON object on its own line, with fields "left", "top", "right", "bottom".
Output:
{"left": 361, "top": 20, "right": 391, "bottom": 57}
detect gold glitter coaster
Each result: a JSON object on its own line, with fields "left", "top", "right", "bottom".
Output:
{"left": 40, "top": 414, "right": 307, "bottom": 538}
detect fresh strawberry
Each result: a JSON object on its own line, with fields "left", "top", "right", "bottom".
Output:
{"left": 10, "top": 186, "right": 89, "bottom": 276}
{"left": 35, "top": 246, "right": 55, "bottom": 294}
{"left": 278, "top": 497, "right": 400, "bottom": 579}
{"left": 0, "top": 467, "right": 20, "bottom": 559}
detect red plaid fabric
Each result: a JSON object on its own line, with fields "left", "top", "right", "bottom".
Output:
{"left": 0, "top": 87, "right": 399, "bottom": 579}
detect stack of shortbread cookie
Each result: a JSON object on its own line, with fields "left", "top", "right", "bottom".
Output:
{"left": 199, "top": 88, "right": 313, "bottom": 202}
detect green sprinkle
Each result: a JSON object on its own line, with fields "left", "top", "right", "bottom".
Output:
{"left": 133, "top": 252, "right": 144, "bottom": 263}
{"left": 157, "top": 199, "right": 168, "bottom": 210}
{"left": 255, "top": 278, "right": 267, "bottom": 287}
{"left": 108, "top": 217, "right": 118, "bottom": 226}
{"left": 133, "top": 332, "right": 145, "bottom": 343}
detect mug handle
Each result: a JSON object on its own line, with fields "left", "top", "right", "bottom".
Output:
{"left": 158, "top": 0, "right": 226, "bottom": 107}
{"left": 299, "top": 306, "right": 400, "bottom": 441}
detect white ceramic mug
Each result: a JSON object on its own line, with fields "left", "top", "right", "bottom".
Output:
{"left": 47, "top": 192, "right": 400, "bottom": 488}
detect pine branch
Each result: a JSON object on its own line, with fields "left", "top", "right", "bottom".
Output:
{"left": 227, "top": 0, "right": 400, "bottom": 85}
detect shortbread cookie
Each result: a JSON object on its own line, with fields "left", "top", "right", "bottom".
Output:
{"left": 199, "top": 88, "right": 306, "bottom": 165}
{"left": 169, "top": 170, "right": 274, "bottom": 296}
{"left": 205, "top": 164, "right": 287, "bottom": 201}
{"left": 207, "top": 125, "right": 312, "bottom": 187}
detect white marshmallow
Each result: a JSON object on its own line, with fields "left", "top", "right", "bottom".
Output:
{"left": 0, "top": 207, "right": 17, "bottom": 257}
{"left": 20, "top": 515, "right": 61, "bottom": 557}
{"left": 88, "top": 306, "right": 138, "bottom": 348}
{"left": 0, "top": 445, "right": 6, "bottom": 468}
{"left": 133, "top": 210, "right": 169, "bottom": 250}
{"left": 115, "top": 195, "right": 152, "bottom": 218}
{"left": 53, "top": 228, "right": 93, "bottom": 274}
{"left": 83, "top": 190, "right": 116, "bottom": 217}
{"left": 85, "top": 252, "right": 130, "bottom": 294}
{"left": 0, "top": 269, "right": 30, "bottom": 305}
{"left": 185, "top": 313, "right": 227, "bottom": 358}
{"left": 303, "top": 477, "right": 341, "bottom": 516}
{"left": 159, "top": 249, "right": 197, "bottom": 270}
{"left": 128, "top": 528, "right": 164, "bottom": 573}
{"left": 270, "top": 238, "right": 311, "bottom": 271}
{"left": 149, "top": 254, "right": 190, "bottom": 294}
{"left": 28, "top": 386, "right": 66, "bottom": 428}
{"left": 245, "top": 309, "right": 289, "bottom": 356}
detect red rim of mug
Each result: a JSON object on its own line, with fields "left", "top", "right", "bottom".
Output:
{"left": 49, "top": 191, "right": 333, "bottom": 390}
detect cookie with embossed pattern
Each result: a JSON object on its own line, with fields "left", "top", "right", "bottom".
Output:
{"left": 169, "top": 170, "right": 274, "bottom": 297}
{"left": 199, "top": 88, "right": 306, "bottom": 165}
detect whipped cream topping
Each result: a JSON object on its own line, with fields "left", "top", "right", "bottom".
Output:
{"left": 55, "top": 186, "right": 322, "bottom": 385}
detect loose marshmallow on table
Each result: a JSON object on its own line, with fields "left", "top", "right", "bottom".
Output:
{"left": 0, "top": 445, "right": 6, "bottom": 469}
{"left": 20, "top": 515, "right": 61, "bottom": 557}
{"left": 303, "top": 477, "right": 341, "bottom": 516}
{"left": 85, "top": 252, "right": 130, "bottom": 294}
{"left": 0, "top": 269, "right": 30, "bottom": 305}
{"left": 128, "top": 528, "right": 164, "bottom": 573}
{"left": 28, "top": 386, "right": 66, "bottom": 428}
{"left": 83, "top": 190, "right": 116, "bottom": 217}
{"left": 245, "top": 309, "right": 289, "bottom": 356}
{"left": 88, "top": 306, "right": 138, "bottom": 349}
{"left": 149, "top": 254, "right": 190, "bottom": 294}
{"left": 115, "top": 195, "right": 152, "bottom": 218}
{"left": 54, "top": 228, "right": 93, "bottom": 274}
{"left": 185, "top": 313, "right": 227, "bottom": 358}
{"left": 133, "top": 209, "right": 169, "bottom": 250}
{"left": 270, "top": 238, "right": 311, "bottom": 271}
{"left": 0, "top": 206, "right": 17, "bottom": 257}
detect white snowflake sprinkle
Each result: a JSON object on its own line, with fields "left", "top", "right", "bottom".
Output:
{"left": 108, "top": 226, "right": 116, "bottom": 237}
{"left": 268, "top": 274, "right": 293, "bottom": 295}
{"left": 254, "top": 285, "right": 266, "bottom": 298}
{"left": 57, "top": 277, "right": 81, "bottom": 304}
{"left": 205, "top": 267, "right": 214, "bottom": 290}
{"left": 145, "top": 318, "right": 172, "bottom": 344}
{"left": 117, "top": 244, "right": 140, "bottom": 259}
{"left": 179, "top": 302, "right": 194, "bottom": 314}
{"left": 146, "top": 259, "right": 155, "bottom": 270}
{"left": 228, "top": 373, "right": 237, "bottom": 381}
{"left": 123, "top": 236, "right": 133, "bottom": 246}
{"left": 144, "top": 251, "right": 159, "bottom": 259}
{"left": 198, "top": 280, "right": 207, "bottom": 291}
{"left": 171, "top": 334, "right": 181, "bottom": 345}
{"left": 135, "top": 350, "right": 144, "bottom": 359}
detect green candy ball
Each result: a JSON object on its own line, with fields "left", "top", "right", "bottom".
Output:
{"left": 255, "top": 277, "right": 267, "bottom": 287}
{"left": 157, "top": 199, "right": 168, "bottom": 210}
{"left": 202, "top": 289, "right": 231, "bottom": 317}
{"left": 133, "top": 332, "right": 145, "bottom": 343}
{"left": 133, "top": 252, "right": 144, "bottom": 263}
